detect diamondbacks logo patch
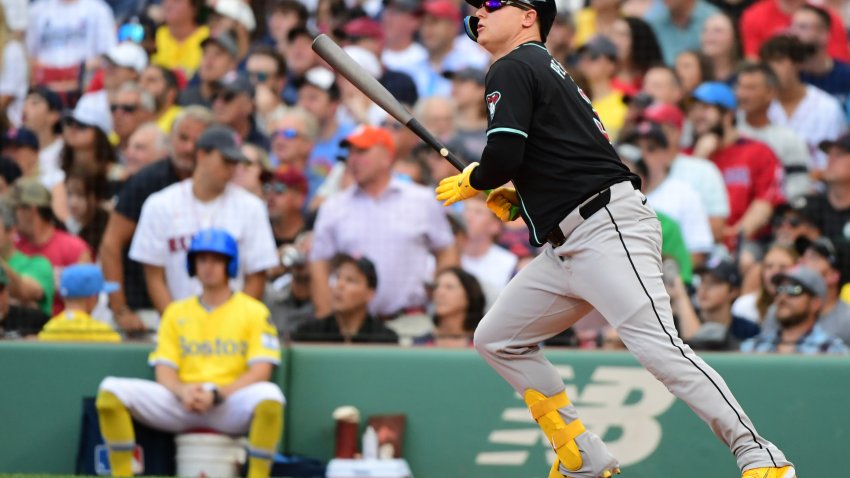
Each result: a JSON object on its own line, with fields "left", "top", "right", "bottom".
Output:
{"left": 486, "top": 91, "right": 501, "bottom": 120}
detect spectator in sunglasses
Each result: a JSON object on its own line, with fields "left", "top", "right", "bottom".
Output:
{"left": 212, "top": 72, "right": 270, "bottom": 151}
{"left": 110, "top": 83, "right": 156, "bottom": 162}
{"left": 246, "top": 47, "right": 289, "bottom": 134}
{"left": 268, "top": 108, "right": 318, "bottom": 177}
{"left": 795, "top": 237, "right": 850, "bottom": 343}
{"left": 140, "top": 65, "right": 183, "bottom": 134}
{"left": 770, "top": 202, "right": 818, "bottom": 247}
{"left": 740, "top": 265, "right": 847, "bottom": 354}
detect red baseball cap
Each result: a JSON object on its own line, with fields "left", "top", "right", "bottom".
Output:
{"left": 342, "top": 125, "right": 396, "bottom": 157}
{"left": 423, "top": 0, "right": 461, "bottom": 21}
{"left": 641, "top": 103, "right": 684, "bottom": 129}
{"left": 272, "top": 165, "right": 308, "bottom": 192}
{"left": 342, "top": 17, "right": 384, "bottom": 42}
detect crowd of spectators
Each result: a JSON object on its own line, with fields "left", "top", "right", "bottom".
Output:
{"left": 0, "top": 0, "right": 848, "bottom": 355}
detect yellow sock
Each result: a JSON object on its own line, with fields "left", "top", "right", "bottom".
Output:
{"left": 247, "top": 400, "right": 283, "bottom": 478}
{"left": 95, "top": 390, "right": 135, "bottom": 477}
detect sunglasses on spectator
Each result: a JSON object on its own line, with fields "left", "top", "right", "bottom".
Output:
{"left": 380, "top": 122, "right": 404, "bottom": 131}
{"left": 275, "top": 128, "right": 302, "bottom": 139}
{"left": 263, "top": 182, "right": 289, "bottom": 194}
{"left": 248, "top": 71, "right": 272, "bottom": 83}
{"left": 111, "top": 103, "right": 140, "bottom": 114}
{"left": 774, "top": 216, "right": 803, "bottom": 228}
{"left": 481, "top": 0, "right": 532, "bottom": 12}
{"left": 212, "top": 91, "right": 238, "bottom": 103}
{"left": 63, "top": 118, "right": 92, "bottom": 130}
{"left": 776, "top": 283, "right": 807, "bottom": 297}
{"left": 118, "top": 23, "right": 145, "bottom": 43}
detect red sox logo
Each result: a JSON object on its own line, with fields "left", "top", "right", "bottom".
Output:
{"left": 486, "top": 91, "right": 501, "bottom": 120}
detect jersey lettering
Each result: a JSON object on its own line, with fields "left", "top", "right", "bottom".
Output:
{"left": 549, "top": 58, "right": 567, "bottom": 79}
{"left": 486, "top": 91, "right": 502, "bottom": 120}
{"left": 179, "top": 336, "right": 248, "bottom": 357}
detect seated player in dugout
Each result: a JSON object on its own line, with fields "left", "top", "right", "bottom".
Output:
{"left": 95, "top": 229, "right": 284, "bottom": 478}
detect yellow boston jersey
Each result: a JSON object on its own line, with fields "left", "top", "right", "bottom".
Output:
{"left": 151, "top": 25, "right": 210, "bottom": 78}
{"left": 39, "top": 310, "right": 122, "bottom": 343}
{"left": 149, "top": 292, "right": 281, "bottom": 386}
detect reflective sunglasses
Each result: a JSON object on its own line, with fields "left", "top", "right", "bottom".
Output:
{"left": 118, "top": 23, "right": 145, "bottom": 43}
{"left": 482, "top": 0, "right": 532, "bottom": 13}
{"left": 110, "top": 103, "right": 140, "bottom": 114}
{"left": 275, "top": 128, "right": 301, "bottom": 139}
{"left": 776, "top": 284, "right": 807, "bottom": 297}
{"left": 264, "top": 182, "right": 289, "bottom": 194}
{"left": 248, "top": 71, "right": 271, "bottom": 83}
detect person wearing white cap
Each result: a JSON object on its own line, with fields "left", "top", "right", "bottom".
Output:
{"left": 296, "top": 67, "right": 355, "bottom": 197}
{"left": 210, "top": 0, "right": 256, "bottom": 60}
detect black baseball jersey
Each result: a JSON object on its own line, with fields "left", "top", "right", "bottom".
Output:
{"left": 475, "top": 41, "right": 637, "bottom": 246}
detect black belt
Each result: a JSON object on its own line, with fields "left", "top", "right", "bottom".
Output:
{"left": 545, "top": 188, "right": 612, "bottom": 248}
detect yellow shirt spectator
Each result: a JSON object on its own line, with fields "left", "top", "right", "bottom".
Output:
{"left": 592, "top": 90, "right": 627, "bottom": 141}
{"left": 156, "top": 105, "right": 183, "bottom": 134}
{"left": 152, "top": 25, "right": 209, "bottom": 78}
{"left": 841, "top": 284, "right": 850, "bottom": 304}
{"left": 39, "top": 310, "right": 121, "bottom": 342}
{"left": 148, "top": 292, "right": 281, "bottom": 387}
{"left": 39, "top": 264, "right": 122, "bottom": 342}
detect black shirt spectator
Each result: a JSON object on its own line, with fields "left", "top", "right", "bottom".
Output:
{"left": 291, "top": 314, "right": 398, "bottom": 343}
{"left": 113, "top": 158, "right": 181, "bottom": 309}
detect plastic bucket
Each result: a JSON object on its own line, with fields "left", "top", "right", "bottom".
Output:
{"left": 175, "top": 433, "right": 245, "bottom": 478}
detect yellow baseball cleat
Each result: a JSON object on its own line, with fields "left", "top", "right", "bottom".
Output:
{"left": 741, "top": 466, "right": 796, "bottom": 478}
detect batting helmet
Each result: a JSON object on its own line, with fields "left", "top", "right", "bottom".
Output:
{"left": 463, "top": 0, "right": 557, "bottom": 42}
{"left": 186, "top": 228, "right": 239, "bottom": 278}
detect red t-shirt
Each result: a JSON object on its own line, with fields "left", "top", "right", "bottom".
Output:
{"left": 740, "top": 0, "right": 850, "bottom": 62}
{"left": 16, "top": 229, "right": 89, "bottom": 315}
{"left": 710, "top": 139, "right": 786, "bottom": 228}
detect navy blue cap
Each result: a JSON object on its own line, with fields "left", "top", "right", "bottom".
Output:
{"left": 28, "top": 86, "right": 64, "bottom": 112}
{"left": 4, "top": 127, "right": 39, "bottom": 150}
{"left": 692, "top": 82, "right": 737, "bottom": 110}
{"left": 60, "top": 264, "right": 120, "bottom": 298}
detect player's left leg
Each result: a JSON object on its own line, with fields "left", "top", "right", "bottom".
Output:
{"left": 206, "top": 382, "right": 285, "bottom": 478}
{"left": 568, "top": 186, "right": 792, "bottom": 473}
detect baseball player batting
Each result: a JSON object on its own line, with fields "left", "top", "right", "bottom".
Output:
{"left": 95, "top": 229, "right": 284, "bottom": 478}
{"left": 435, "top": 1, "right": 796, "bottom": 477}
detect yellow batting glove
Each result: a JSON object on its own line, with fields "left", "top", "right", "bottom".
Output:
{"left": 486, "top": 187, "right": 520, "bottom": 222}
{"left": 435, "top": 163, "right": 480, "bottom": 206}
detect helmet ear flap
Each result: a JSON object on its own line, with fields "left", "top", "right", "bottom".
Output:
{"left": 463, "top": 16, "right": 479, "bottom": 42}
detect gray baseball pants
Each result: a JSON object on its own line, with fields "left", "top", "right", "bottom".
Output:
{"left": 474, "top": 180, "right": 790, "bottom": 473}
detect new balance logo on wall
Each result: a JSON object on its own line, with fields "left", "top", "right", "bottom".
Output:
{"left": 475, "top": 366, "right": 676, "bottom": 469}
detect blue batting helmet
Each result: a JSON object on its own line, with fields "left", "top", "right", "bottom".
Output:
{"left": 186, "top": 228, "right": 239, "bottom": 278}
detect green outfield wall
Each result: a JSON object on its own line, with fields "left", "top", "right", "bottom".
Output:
{"left": 0, "top": 342, "right": 846, "bottom": 477}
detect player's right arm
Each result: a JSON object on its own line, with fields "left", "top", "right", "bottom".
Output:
{"left": 469, "top": 59, "right": 535, "bottom": 191}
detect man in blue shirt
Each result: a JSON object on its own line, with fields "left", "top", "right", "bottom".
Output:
{"left": 793, "top": 5, "right": 850, "bottom": 117}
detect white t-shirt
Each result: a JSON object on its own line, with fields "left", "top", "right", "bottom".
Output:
{"left": 737, "top": 119, "right": 813, "bottom": 201}
{"left": 129, "top": 179, "right": 278, "bottom": 301}
{"left": 26, "top": 0, "right": 116, "bottom": 68}
{"left": 731, "top": 292, "right": 760, "bottom": 324}
{"left": 462, "top": 245, "right": 518, "bottom": 291}
{"left": 669, "top": 153, "right": 730, "bottom": 219}
{"left": 767, "top": 85, "right": 847, "bottom": 171}
{"left": 39, "top": 138, "right": 64, "bottom": 189}
{"left": 0, "top": 41, "right": 27, "bottom": 127}
{"left": 647, "top": 177, "right": 714, "bottom": 253}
